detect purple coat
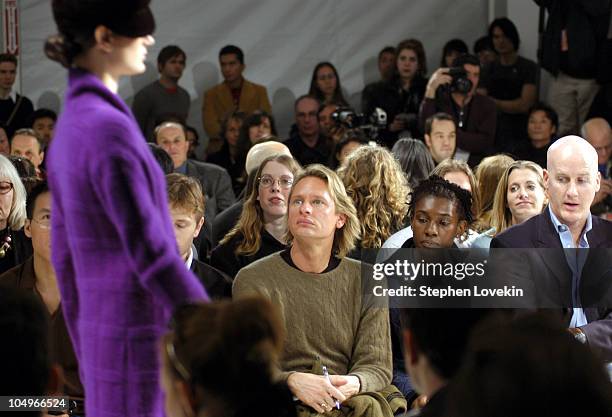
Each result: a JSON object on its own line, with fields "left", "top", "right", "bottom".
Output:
{"left": 47, "top": 69, "right": 208, "bottom": 417}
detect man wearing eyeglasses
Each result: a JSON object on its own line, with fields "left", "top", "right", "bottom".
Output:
{"left": 582, "top": 117, "right": 612, "bottom": 216}
{"left": 0, "top": 181, "right": 84, "bottom": 415}
{"left": 284, "top": 95, "right": 332, "bottom": 167}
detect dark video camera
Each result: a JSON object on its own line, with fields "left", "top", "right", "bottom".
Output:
{"left": 448, "top": 67, "right": 473, "bottom": 94}
{"left": 331, "top": 107, "right": 387, "bottom": 141}
{"left": 331, "top": 107, "right": 387, "bottom": 129}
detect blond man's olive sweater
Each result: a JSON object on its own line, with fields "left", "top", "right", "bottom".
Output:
{"left": 233, "top": 252, "right": 392, "bottom": 393}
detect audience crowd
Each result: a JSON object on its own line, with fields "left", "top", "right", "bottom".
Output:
{"left": 2, "top": 4, "right": 612, "bottom": 417}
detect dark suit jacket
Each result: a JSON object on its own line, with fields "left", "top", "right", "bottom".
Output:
{"left": 190, "top": 259, "right": 232, "bottom": 299}
{"left": 212, "top": 200, "right": 244, "bottom": 247}
{"left": 184, "top": 159, "right": 235, "bottom": 220}
{"left": 491, "top": 211, "right": 612, "bottom": 359}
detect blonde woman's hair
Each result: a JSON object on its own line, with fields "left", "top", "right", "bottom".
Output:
{"left": 431, "top": 159, "right": 481, "bottom": 220}
{"left": 285, "top": 165, "right": 361, "bottom": 258}
{"left": 220, "top": 154, "right": 301, "bottom": 256}
{"left": 337, "top": 146, "right": 409, "bottom": 248}
{"left": 474, "top": 154, "right": 515, "bottom": 229}
{"left": 0, "top": 155, "right": 26, "bottom": 230}
{"left": 490, "top": 160, "right": 545, "bottom": 234}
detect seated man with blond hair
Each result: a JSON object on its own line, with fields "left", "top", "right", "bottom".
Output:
{"left": 234, "top": 165, "right": 399, "bottom": 416}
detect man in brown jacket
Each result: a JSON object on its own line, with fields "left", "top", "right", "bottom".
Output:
{"left": 202, "top": 45, "right": 271, "bottom": 139}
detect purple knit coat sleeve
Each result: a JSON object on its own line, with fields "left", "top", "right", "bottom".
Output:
{"left": 47, "top": 69, "right": 207, "bottom": 417}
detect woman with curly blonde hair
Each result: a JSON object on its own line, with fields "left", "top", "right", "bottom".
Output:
{"left": 338, "top": 146, "right": 409, "bottom": 254}
{"left": 211, "top": 154, "right": 301, "bottom": 278}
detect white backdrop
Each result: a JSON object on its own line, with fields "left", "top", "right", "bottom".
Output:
{"left": 8, "top": 0, "right": 521, "bottom": 154}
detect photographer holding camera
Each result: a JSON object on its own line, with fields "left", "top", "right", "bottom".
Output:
{"left": 419, "top": 54, "right": 496, "bottom": 167}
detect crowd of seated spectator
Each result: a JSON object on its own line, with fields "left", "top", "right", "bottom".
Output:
{"left": 2, "top": 6, "right": 612, "bottom": 417}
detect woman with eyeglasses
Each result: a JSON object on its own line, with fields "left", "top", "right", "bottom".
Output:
{"left": 0, "top": 154, "right": 31, "bottom": 274}
{"left": 161, "top": 297, "right": 296, "bottom": 417}
{"left": 211, "top": 154, "right": 301, "bottom": 279}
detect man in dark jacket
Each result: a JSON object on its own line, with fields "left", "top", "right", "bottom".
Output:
{"left": 491, "top": 135, "right": 612, "bottom": 360}
{"left": 419, "top": 54, "right": 496, "bottom": 167}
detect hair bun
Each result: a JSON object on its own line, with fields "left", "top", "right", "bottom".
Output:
{"left": 44, "top": 34, "right": 80, "bottom": 68}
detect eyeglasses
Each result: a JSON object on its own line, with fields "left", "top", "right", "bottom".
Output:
{"left": 0, "top": 182, "right": 13, "bottom": 195}
{"left": 258, "top": 175, "right": 293, "bottom": 189}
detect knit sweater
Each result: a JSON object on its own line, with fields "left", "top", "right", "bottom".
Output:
{"left": 131, "top": 80, "right": 190, "bottom": 141}
{"left": 233, "top": 253, "right": 392, "bottom": 393}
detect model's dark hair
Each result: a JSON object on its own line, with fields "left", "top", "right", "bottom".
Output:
{"left": 441, "top": 38, "right": 468, "bottom": 67}
{"left": 157, "top": 45, "right": 186, "bottom": 68}
{"left": 408, "top": 175, "right": 474, "bottom": 224}
{"left": 392, "top": 138, "right": 435, "bottom": 190}
{"left": 219, "top": 44, "right": 244, "bottom": 64}
{"left": 45, "top": 0, "right": 152, "bottom": 68}
{"left": 489, "top": 17, "right": 520, "bottom": 51}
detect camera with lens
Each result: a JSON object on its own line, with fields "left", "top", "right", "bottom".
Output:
{"left": 447, "top": 67, "right": 473, "bottom": 94}
{"left": 331, "top": 107, "right": 387, "bottom": 140}
{"left": 331, "top": 107, "right": 387, "bottom": 141}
